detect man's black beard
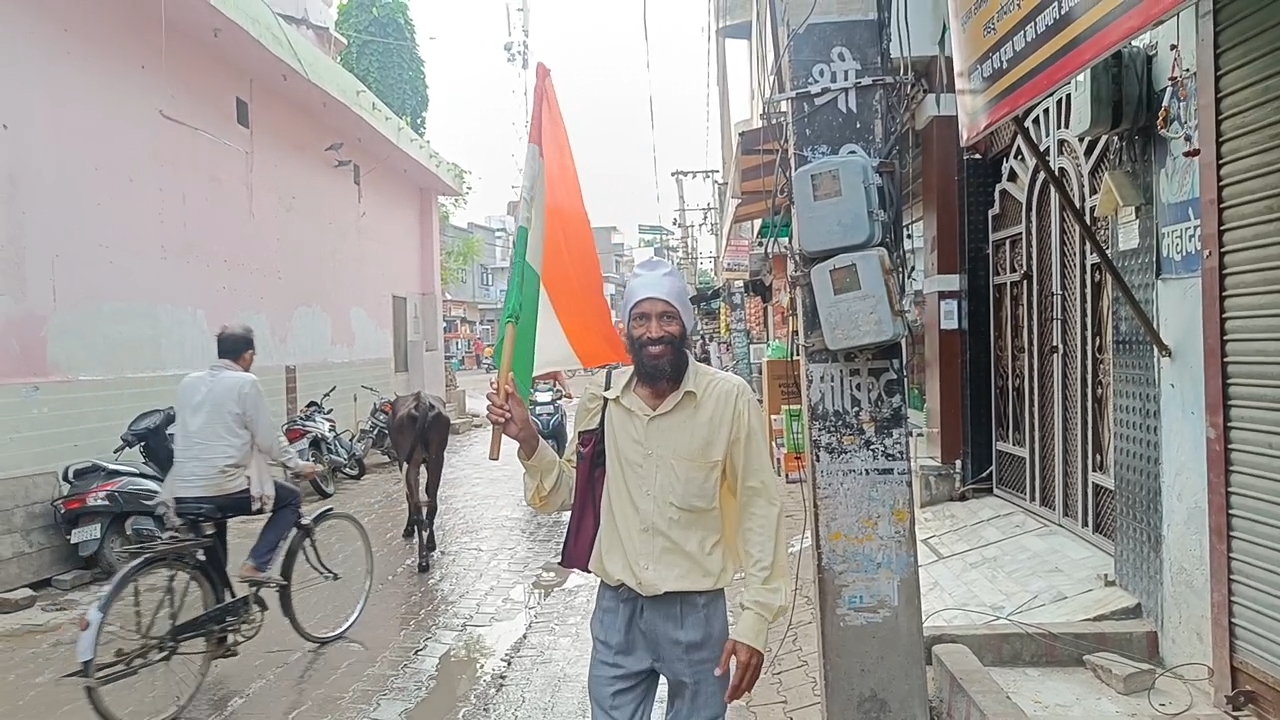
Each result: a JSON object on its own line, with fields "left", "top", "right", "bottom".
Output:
{"left": 628, "top": 331, "right": 690, "bottom": 387}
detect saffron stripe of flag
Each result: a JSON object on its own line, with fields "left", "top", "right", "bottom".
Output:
{"left": 495, "top": 63, "right": 629, "bottom": 398}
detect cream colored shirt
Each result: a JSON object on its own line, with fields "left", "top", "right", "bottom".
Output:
{"left": 518, "top": 357, "right": 789, "bottom": 652}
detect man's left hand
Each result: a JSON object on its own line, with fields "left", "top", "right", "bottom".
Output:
{"left": 715, "top": 639, "right": 764, "bottom": 703}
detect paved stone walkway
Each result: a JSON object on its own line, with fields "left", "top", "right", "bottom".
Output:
{"left": 728, "top": 482, "right": 822, "bottom": 720}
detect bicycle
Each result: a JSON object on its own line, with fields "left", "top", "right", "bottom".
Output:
{"left": 65, "top": 497, "right": 374, "bottom": 720}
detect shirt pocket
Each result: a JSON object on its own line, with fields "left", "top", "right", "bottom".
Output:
{"left": 667, "top": 455, "right": 724, "bottom": 512}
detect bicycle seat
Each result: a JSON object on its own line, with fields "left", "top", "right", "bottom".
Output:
{"left": 174, "top": 503, "right": 223, "bottom": 520}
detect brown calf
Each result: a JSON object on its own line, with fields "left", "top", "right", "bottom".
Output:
{"left": 388, "top": 391, "right": 451, "bottom": 573}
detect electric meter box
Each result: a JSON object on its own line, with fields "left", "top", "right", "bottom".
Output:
{"left": 810, "top": 248, "right": 907, "bottom": 352}
{"left": 793, "top": 150, "right": 882, "bottom": 257}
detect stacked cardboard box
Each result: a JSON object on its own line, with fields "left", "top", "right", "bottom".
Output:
{"left": 761, "top": 358, "right": 807, "bottom": 483}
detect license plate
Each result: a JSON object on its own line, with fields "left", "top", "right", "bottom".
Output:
{"left": 532, "top": 405, "right": 555, "bottom": 416}
{"left": 70, "top": 524, "right": 102, "bottom": 544}
{"left": 287, "top": 439, "right": 310, "bottom": 454}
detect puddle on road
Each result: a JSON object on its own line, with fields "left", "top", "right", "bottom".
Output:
{"left": 371, "top": 561, "right": 590, "bottom": 720}
{"left": 404, "top": 612, "right": 528, "bottom": 720}
{"left": 530, "top": 560, "right": 590, "bottom": 601}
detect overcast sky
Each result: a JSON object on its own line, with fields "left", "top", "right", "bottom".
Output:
{"left": 415, "top": 0, "right": 750, "bottom": 256}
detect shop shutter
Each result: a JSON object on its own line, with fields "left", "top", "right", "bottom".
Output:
{"left": 1217, "top": 0, "right": 1280, "bottom": 708}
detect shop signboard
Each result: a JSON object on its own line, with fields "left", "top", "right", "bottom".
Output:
{"left": 722, "top": 224, "right": 752, "bottom": 281}
{"left": 724, "top": 284, "right": 753, "bottom": 384}
{"left": 946, "top": 0, "right": 1186, "bottom": 145}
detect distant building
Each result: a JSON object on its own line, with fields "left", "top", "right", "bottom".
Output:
{"left": 592, "top": 226, "right": 628, "bottom": 320}
{"left": 441, "top": 222, "right": 500, "bottom": 368}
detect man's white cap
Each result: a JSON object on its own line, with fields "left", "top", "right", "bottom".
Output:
{"left": 622, "top": 257, "right": 697, "bottom": 331}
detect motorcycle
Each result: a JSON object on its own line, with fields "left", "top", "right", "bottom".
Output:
{"left": 281, "top": 385, "right": 362, "bottom": 496}
{"left": 482, "top": 356, "right": 496, "bottom": 373}
{"left": 51, "top": 407, "right": 175, "bottom": 574}
{"left": 528, "top": 380, "right": 568, "bottom": 456}
{"left": 353, "top": 384, "right": 399, "bottom": 464}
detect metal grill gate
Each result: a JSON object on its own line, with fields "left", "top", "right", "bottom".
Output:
{"left": 1215, "top": 0, "right": 1280, "bottom": 709}
{"left": 988, "top": 90, "right": 1118, "bottom": 546}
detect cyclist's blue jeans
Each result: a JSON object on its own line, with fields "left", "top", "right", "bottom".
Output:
{"left": 186, "top": 481, "right": 302, "bottom": 572}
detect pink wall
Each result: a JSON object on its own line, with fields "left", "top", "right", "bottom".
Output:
{"left": 0, "top": 0, "right": 442, "bottom": 382}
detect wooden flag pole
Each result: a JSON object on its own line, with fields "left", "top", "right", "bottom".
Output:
{"left": 488, "top": 320, "right": 519, "bottom": 461}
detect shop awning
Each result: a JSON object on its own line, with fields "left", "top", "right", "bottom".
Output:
{"left": 722, "top": 122, "right": 789, "bottom": 229}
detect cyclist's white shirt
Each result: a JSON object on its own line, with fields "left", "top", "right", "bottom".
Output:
{"left": 164, "top": 359, "right": 303, "bottom": 499}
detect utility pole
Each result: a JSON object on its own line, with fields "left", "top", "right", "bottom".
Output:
{"left": 780, "top": 0, "right": 930, "bottom": 716}
{"left": 674, "top": 171, "right": 693, "bottom": 285}
{"left": 672, "top": 169, "right": 721, "bottom": 287}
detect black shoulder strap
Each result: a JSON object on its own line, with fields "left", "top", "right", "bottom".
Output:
{"left": 599, "top": 368, "right": 613, "bottom": 430}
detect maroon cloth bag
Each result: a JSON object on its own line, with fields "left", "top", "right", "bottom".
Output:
{"left": 559, "top": 369, "right": 613, "bottom": 573}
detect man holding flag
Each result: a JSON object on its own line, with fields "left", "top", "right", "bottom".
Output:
{"left": 484, "top": 62, "right": 788, "bottom": 718}
{"left": 488, "top": 259, "right": 788, "bottom": 718}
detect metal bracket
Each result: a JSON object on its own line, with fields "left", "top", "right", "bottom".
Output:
{"left": 1012, "top": 118, "right": 1172, "bottom": 358}
{"left": 768, "top": 75, "right": 912, "bottom": 104}
{"left": 1224, "top": 687, "right": 1256, "bottom": 711}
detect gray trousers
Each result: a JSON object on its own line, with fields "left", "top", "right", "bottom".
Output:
{"left": 588, "top": 581, "right": 730, "bottom": 720}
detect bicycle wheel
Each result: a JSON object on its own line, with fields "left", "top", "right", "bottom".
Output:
{"left": 279, "top": 511, "right": 373, "bottom": 644}
{"left": 84, "top": 555, "right": 217, "bottom": 720}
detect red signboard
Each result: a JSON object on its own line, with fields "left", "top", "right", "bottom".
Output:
{"left": 947, "top": 0, "right": 1187, "bottom": 145}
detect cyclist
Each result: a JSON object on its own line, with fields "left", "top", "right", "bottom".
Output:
{"left": 160, "top": 324, "right": 317, "bottom": 584}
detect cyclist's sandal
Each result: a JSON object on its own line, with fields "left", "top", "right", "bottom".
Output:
{"left": 237, "top": 571, "right": 286, "bottom": 586}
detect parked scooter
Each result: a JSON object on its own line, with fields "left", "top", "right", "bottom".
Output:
{"left": 528, "top": 380, "right": 568, "bottom": 456}
{"left": 353, "top": 384, "right": 398, "bottom": 464}
{"left": 482, "top": 356, "right": 496, "bottom": 373}
{"left": 51, "top": 407, "right": 175, "bottom": 574}
{"left": 281, "top": 385, "right": 363, "bottom": 495}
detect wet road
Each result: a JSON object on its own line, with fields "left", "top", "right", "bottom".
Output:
{"left": 0, "top": 405, "right": 598, "bottom": 720}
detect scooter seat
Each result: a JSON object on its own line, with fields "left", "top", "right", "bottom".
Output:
{"left": 174, "top": 503, "right": 223, "bottom": 520}
{"left": 114, "top": 461, "right": 165, "bottom": 480}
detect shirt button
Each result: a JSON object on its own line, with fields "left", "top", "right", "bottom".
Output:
{"left": 647, "top": 450, "right": 653, "bottom": 456}
{"left": 641, "top": 525, "right": 649, "bottom": 532}
{"left": 643, "top": 563, "right": 650, "bottom": 570}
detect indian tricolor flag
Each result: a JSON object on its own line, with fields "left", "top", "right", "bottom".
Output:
{"left": 492, "top": 64, "right": 628, "bottom": 413}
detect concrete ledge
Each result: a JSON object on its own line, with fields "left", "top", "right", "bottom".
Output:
{"left": 933, "top": 643, "right": 1029, "bottom": 719}
{"left": 925, "top": 620, "right": 1159, "bottom": 667}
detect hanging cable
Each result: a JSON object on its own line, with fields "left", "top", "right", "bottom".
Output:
{"left": 704, "top": 0, "right": 716, "bottom": 169}
{"left": 640, "top": 0, "right": 664, "bottom": 220}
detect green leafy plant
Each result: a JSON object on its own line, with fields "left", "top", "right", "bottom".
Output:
{"left": 441, "top": 232, "right": 483, "bottom": 289}
{"left": 335, "top": 0, "right": 429, "bottom": 136}
{"left": 438, "top": 168, "right": 472, "bottom": 228}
